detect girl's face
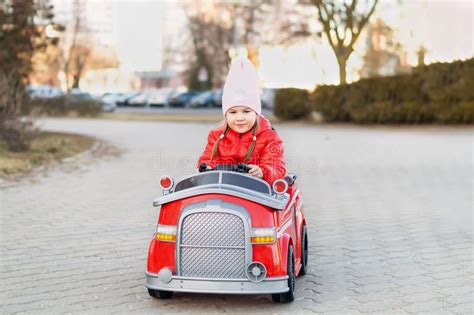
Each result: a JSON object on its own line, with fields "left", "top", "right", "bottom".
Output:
{"left": 225, "top": 106, "right": 257, "bottom": 133}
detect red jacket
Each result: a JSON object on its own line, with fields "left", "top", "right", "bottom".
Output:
{"left": 197, "top": 116, "right": 286, "bottom": 185}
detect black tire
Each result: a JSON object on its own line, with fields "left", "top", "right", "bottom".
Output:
{"left": 148, "top": 288, "right": 173, "bottom": 299}
{"left": 271, "top": 293, "right": 281, "bottom": 303}
{"left": 299, "top": 225, "right": 308, "bottom": 276}
{"left": 271, "top": 245, "right": 295, "bottom": 303}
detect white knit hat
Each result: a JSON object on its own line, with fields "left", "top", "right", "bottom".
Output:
{"left": 222, "top": 58, "right": 261, "bottom": 116}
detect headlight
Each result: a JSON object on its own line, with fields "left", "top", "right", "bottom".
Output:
{"left": 156, "top": 224, "right": 177, "bottom": 242}
{"left": 251, "top": 227, "right": 276, "bottom": 244}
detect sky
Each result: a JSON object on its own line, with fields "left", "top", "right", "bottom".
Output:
{"left": 259, "top": 0, "right": 473, "bottom": 87}
{"left": 377, "top": 0, "right": 473, "bottom": 64}
{"left": 112, "top": 1, "right": 165, "bottom": 72}
{"left": 52, "top": 0, "right": 473, "bottom": 89}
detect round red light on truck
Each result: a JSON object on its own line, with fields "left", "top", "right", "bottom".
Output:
{"left": 273, "top": 179, "right": 288, "bottom": 194}
{"left": 160, "top": 176, "right": 173, "bottom": 190}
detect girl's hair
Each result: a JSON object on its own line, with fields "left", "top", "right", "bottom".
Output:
{"left": 211, "top": 124, "right": 230, "bottom": 160}
{"left": 211, "top": 120, "right": 258, "bottom": 162}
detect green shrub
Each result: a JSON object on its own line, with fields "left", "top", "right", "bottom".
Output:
{"left": 24, "top": 95, "right": 101, "bottom": 117}
{"left": 72, "top": 99, "right": 101, "bottom": 117}
{"left": 274, "top": 88, "right": 311, "bottom": 120}
{"left": 350, "top": 101, "right": 435, "bottom": 124}
{"left": 310, "top": 85, "right": 350, "bottom": 122}
{"left": 311, "top": 58, "right": 474, "bottom": 124}
{"left": 434, "top": 102, "right": 474, "bottom": 124}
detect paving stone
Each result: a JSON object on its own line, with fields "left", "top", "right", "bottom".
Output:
{"left": 0, "top": 118, "right": 472, "bottom": 313}
{"left": 351, "top": 274, "right": 394, "bottom": 286}
{"left": 433, "top": 276, "right": 472, "bottom": 288}
{"left": 444, "top": 302, "right": 474, "bottom": 314}
{"left": 445, "top": 292, "right": 474, "bottom": 305}
{"left": 304, "top": 297, "right": 361, "bottom": 312}
{"left": 356, "top": 299, "right": 405, "bottom": 313}
{"left": 418, "top": 308, "right": 457, "bottom": 315}
{"left": 402, "top": 300, "right": 452, "bottom": 313}
{"left": 390, "top": 275, "right": 434, "bottom": 286}
{"left": 439, "top": 285, "right": 474, "bottom": 296}
{"left": 400, "top": 291, "right": 448, "bottom": 304}
{"left": 352, "top": 282, "right": 398, "bottom": 294}
{"left": 398, "top": 283, "right": 440, "bottom": 295}
{"left": 353, "top": 290, "right": 403, "bottom": 304}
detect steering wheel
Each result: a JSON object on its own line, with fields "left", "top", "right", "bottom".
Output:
{"left": 199, "top": 163, "right": 250, "bottom": 173}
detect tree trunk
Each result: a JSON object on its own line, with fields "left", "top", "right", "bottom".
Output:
{"left": 337, "top": 56, "right": 347, "bottom": 85}
{"left": 72, "top": 71, "right": 81, "bottom": 89}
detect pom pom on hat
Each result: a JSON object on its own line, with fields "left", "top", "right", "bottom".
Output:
{"left": 222, "top": 58, "right": 261, "bottom": 116}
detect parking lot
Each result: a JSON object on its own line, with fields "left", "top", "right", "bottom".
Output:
{"left": 113, "top": 105, "right": 273, "bottom": 117}
{"left": 1, "top": 118, "right": 472, "bottom": 314}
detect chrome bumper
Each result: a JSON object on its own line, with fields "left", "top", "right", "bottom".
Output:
{"left": 145, "top": 272, "right": 289, "bottom": 294}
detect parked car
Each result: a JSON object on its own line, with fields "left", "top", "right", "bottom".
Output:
{"left": 99, "top": 101, "right": 116, "bottom": 112}
{"left": 126, "top": 89, "right": 175, "bottom": 107}
{"left": 127, "top": 92, "right": 149, "bottom": 107}
{"left": 168, "top": 91, "right": 200, "bottom": 107}
{"left": 27, "top": 85, "right": 63, "bottom": 99}
{"left": 68, "top": 89, "right": 96, "bottom": 101}
{"left": 213, "top": 88, "right": 223, "bottom": 107}
{"left": 148, "top": 88, "right": 175, "bottom": 107}
{"left": 116, "top": 92, "right": 140, "bottom": 107}
{"left": 146, "top": 164, "right": 307, "bottom": 303}
{"left": 189, "top": 89, "right": 221, "bottom": 108}
{"left": 68, "top": 89, "right": 114, "bottom": 112}
{"left": 100, "top": 92, "right": 124, "bottom": 111}
{"left": 261, "top": 88, "right": 277, "bottom": 110}
{"left": 101, "top": 92, "right": 123, "bottom": 105}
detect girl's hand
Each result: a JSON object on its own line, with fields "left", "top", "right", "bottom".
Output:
{"left": 248, "top": 164, "right": 263, "bottom": 178}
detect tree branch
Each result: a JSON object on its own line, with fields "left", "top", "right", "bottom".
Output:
{"left": 315, "top": 1, "right": 337, "bottom": 51}
{"left": 350, "top": 0, "right": 377, "bottom": 46}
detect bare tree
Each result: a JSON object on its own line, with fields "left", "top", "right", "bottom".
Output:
{"left": 183, "top": 0, "right": 274, "bottom": 88}
{"left": 185, "top": 13, "right": 229, "bottom": 89}
{"left": 311, "top": 0, "right": 378, "bottom": 84}
{"left": 63, "top": 0, "right": 92, "bottom": 90}
{"left": 268, "top": 0, "right": 317, "bottom": 46}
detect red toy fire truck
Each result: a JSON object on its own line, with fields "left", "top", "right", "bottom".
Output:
{"left": 146, "top": 163, "right": 308, "bottom": 303}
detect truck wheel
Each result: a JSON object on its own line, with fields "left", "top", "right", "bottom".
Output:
{"left": 299, "top": 225, "right": 308, "bottom": 276}
{"left": 271, "top": 294, "right": 281, "bottom": 303}
{"left": 148, "top": 288, "right": 173, "bottom": 299}
{"left": 271, "top": 245, "right": 295, "bottom": 303}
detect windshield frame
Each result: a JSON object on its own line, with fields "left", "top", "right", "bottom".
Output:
{"left": 173, "top": 171, "right": 272, "bottom": 195}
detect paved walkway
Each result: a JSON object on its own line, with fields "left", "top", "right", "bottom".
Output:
{"left": 1, "top": 118, "right": 472, "bottom": 314}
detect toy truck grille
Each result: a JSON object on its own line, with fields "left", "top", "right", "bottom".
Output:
{"left": 178, "top": 211, "right": 246, "bottom": 279}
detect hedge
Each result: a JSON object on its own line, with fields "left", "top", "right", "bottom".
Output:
{"left": 311, "top": 58, "right": 474, "bottom": 124}
{"left": 23, "top": 95, "right": 101, "bottom": 117}
{"left": 273, "top": 88, "right": 311, "bottom": 120}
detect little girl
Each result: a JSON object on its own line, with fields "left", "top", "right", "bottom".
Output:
{"left": 197, "top": 58, "right": 286, "bottom": 185}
